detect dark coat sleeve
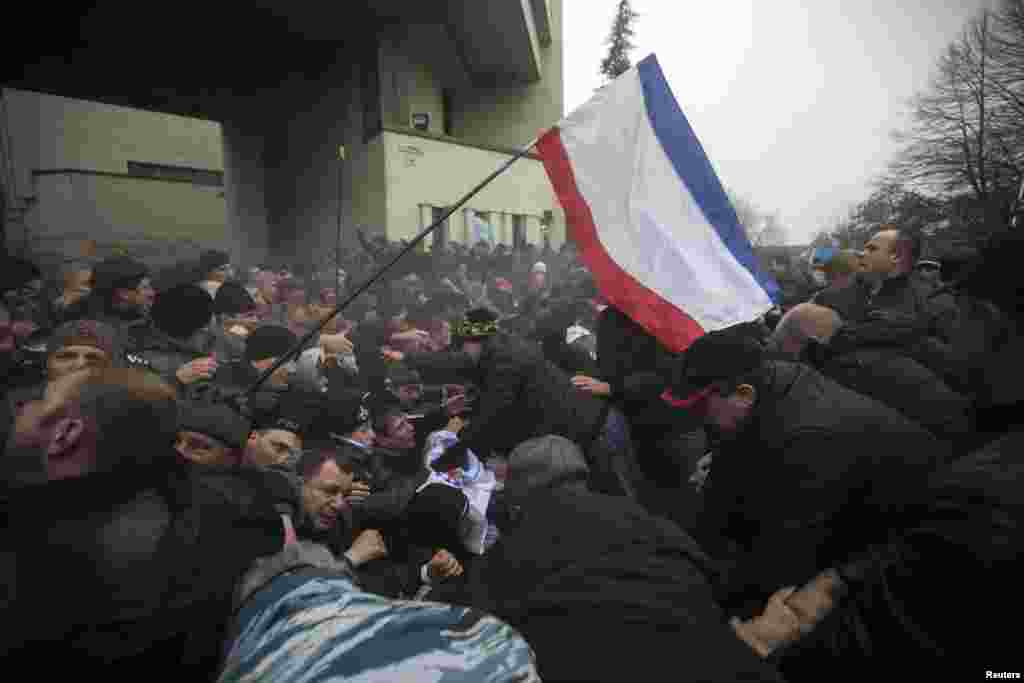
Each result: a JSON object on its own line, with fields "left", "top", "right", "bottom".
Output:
{"left": 457, "top": 354, "right": 525, "bottom": 456}
{"left": 404, "top": 351, "right": 478, "bottom": 385}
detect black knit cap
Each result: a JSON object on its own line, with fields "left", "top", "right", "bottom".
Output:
{"left": 177, "top": 400, "right": 252, "bottom": 450}
{"left": 670, "top": 328, "right": 765, "bottom": 400}
{"left": 404, "top": 483, "right": 469, "bottom": 551}
{"left": 151, "top": 285, "right": 215, "bottom": 340}
{"left": 250, "top": 390, "right": 322, "bottom": 436}
{"left": 0, "top": 257, "right": 41, "bottom": 294}
{"left": 199, "top": 249, "right": 231, "bottom": 274}
{"left": 244, "top": 325, "right": 298, "bottom": 363}
{"left": 314, "top": 386, "right": 372, "bottom": 437}
{"left": 92, "top": 255, "right": 149, "bottom": 292}
{"left": 214, "top": 281, "right": 256, "bottom": 316}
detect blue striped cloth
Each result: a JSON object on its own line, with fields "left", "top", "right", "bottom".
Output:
{"left": 219, "top": 572, "right": 540, "bottom": 682}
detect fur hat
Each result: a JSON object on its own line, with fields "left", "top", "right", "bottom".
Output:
{"left": 151, "top": 285, "right": 215, "bottom": 340}
{"left": 92, "top": 256, "right": 149, "bottom": 292}
{"left": 214, "top": 281, "right": 257, "bottom": 316}
{"left": 177, "top": 401, "right": 251, "bottom": 450}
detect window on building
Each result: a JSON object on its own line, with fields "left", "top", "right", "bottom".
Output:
{"left": 512, "top": 214, "right": 527, "bottom": 250}
{"left": 126, "top": 161, "right": 223, "bottom": 187}
{"left": 442, "top": 89, "right": 455, "bottom": 136}
{"left": 432, "top": 206, "right": 449, "bottom": 246}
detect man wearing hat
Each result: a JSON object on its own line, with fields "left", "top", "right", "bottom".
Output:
{"left": 77, "top": 255, "right": 154, "bottom": 330}
{"left": 46, "top": 319, "right": 120, "bottom": 381}
{"left": 667, "top": 328, "right": 944, "bottom": 615}
{"left": 213, "top": 324, "right": 300, "bottom": 398}
{"left": 175, "top": 401, "right": 252, "bottom": 467}
{"left": 243, "top": 390, "right": 319, "bottom": 469}
{"left": 128, "top": 284, "right": 224, "bottom": 398}
{"left": 386, "top": 307, "right": 646, "bottom": 501}
{"left": 196, "top": 249, "right": 234, "bottom": 298}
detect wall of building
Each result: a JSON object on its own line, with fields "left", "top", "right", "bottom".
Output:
{"left": 381, "top": 129, "right": 562, "bottom": 249}
{"left": 221, "top": 110, "right": 271, "bottom": 267}
{"left": 379, "top": 29, "right": 447, "bottom": 136}
{"left": 2, "top": 88, "right": 223, "bottom": 197}
{"left": 25, "top": 171, "right": 227, "bottom": 268}
{"left": 258, "top": 62, "right": 367, "bottom": 266}
{"left": 2, "top": 87, "right": 229, "bottom": 266}
{"left": 451, "top": 0, "right": 564, "bottom": 150}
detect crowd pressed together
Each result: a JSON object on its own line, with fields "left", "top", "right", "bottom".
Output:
{"left": 1, "top": 222, "right": 1022, "bottom": 681}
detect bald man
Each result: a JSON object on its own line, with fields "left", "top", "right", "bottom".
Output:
{"left": 829, "top": 226, "right": 960, "bottom": 389}
{"left": 769, "top": 303, "right": 969, "bottom": 455}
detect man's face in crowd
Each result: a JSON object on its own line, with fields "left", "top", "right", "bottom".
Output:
{"left": 702, "top": 384, "right": 757, "bottom": 435}
{"left": 861, "top": 231, "right": 900, "bottom": 277}
{"left": 175, "top": 430, "right": 236, "bottom": 467}
{"left": 48, "top": 344, "right": 110, "bottom": 381}
{"left": 117, "top": 278, "right": 156, "bottom": 311}
{"left": 395, "top": 383, "right": 422, "bottom": 407}
{"left": 383, "top": 413, "right": 415, "bottom": 443}
{"left": 246, "top": 428, "right": 302, "bottom": 467}
{"left": 208, "top": 264, "right": 234, "bottom": 283}
{"left": 10, "top": 370, "right": 94, "bottom": 482}
{"left": 301, "top": 458, "right": 354, "bottom": 531}
{"left": 461, "top": 340, "right": 484, "bottom": 363}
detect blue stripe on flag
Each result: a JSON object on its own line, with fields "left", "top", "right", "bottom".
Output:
{"left": 636, "top": 55, "right": 781, "bottom": 303}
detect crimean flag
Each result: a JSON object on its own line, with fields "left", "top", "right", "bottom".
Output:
{"left": 537, "top": 54, "right": 780, "bottom": 353}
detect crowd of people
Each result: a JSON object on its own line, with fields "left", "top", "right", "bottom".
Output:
{"left": 1, "top": 219, "right": 1022, "bottom": 681}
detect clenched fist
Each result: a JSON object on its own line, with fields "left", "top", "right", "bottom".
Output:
{"left": 176, "top": 356, "right": 219, "bottom": 385}
{"left": 427, "top": 548, "right": 464, "bottom": 581}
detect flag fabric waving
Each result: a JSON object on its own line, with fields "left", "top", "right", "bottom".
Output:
{"left": 537, "top": 54, "right": 780, "bottom": 353}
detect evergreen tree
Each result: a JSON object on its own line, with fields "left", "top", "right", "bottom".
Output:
{"left": 599, "top": 0, "right": 638, "bottom": 81}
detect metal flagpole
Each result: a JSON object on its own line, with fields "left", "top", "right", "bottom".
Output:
{"left": 336, "top": 145, "right": 345, "bottom": 304}
{"left": 242, "top": 136, "right": 540, "bottom": 397}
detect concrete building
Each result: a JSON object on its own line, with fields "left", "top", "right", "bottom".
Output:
{"left": 0, "top": 0, "right": 566, "bottom": 271}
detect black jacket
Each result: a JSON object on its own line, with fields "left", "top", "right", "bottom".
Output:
{"left": 807, "top": 346, "right": 972, "bottom": 452}
{"left": 779, "top": 430, "right": 1024, "bottom": 678}
{"left": 828, "top": 273, "right": 955, "bottom": 377}
{"left": 595, "top": 305, "right": 689, "bottom": 434}
{"left": 478, "top": 488, "right": 785, "bottom": 682}
{"left": 406, "top": 333, "right": 610, "bottom": 456}
{"left": 1, "top": 460, "right": 293, "bottom": 680}
{"left": 699, "top": 361, "right": 945, "bottom": 612}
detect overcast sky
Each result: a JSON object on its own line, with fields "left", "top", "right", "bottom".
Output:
{"left": 562, "top": 0, "right": 991, "bottom": 244}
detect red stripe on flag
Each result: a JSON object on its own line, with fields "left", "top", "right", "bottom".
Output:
{"left": 537, "top": 129, "right": 705, "bottom": 353}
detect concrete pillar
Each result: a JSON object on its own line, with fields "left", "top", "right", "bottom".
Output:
{"left": 221, "top": 115, "right": 270, "bottom": 267}
{"left": 221, "top": 60, "right": 367, "bottom": 271}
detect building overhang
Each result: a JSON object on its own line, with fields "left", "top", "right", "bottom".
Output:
{"left": 0, "top": 0, "right": 550, "bottom": 119}
{"left": 446, "top": 0, "right": 546, "bottom": 85}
